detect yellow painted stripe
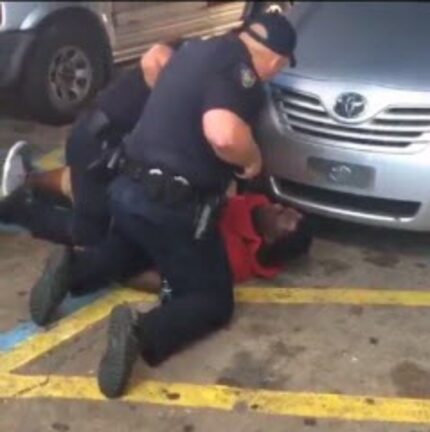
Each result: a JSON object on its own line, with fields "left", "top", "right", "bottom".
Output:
{"left": 2, "top": 373, "right": 430, "bottom": 424}
{"left": 0, "top": 288, "right": 150, "bottom": 374}
{"left": 125, "top": 285, "right": 430, "bottom": 308}
{"left": 234, "top": 287, "right": 430, "bottom": 307}
{"left": 4, "top": 286, "right": 430, "bottom": 374}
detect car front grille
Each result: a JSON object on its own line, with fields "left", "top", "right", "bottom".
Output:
{"left": 270, "top": 85, "right": 430, "bottom": 148}
{"left": 277, "top": 178, "right": 421, "bottom": 218}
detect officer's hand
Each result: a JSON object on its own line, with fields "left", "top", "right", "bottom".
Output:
{"left": 235, "top": 158, "right": 262, "bottom": 180}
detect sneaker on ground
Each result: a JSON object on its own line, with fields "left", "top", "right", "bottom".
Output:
{"left": 1, "top": 141, "right": 34, "bottom": 198}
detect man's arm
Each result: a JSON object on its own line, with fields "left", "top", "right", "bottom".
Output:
{"left": 201, "top": 69, "right": 264, "bottom": 179}
{"left": 139, "top": 43, "right": 175, "bottom": 88}
{"left": 92, "top": 41, "right": 176, "bottom": 137}
{"left": 202, "top": 108, "right": 262, "bottom": 179}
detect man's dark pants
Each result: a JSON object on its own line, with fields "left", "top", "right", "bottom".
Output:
{"left": 70, "top": 190, "right": 234, "bottom": 366}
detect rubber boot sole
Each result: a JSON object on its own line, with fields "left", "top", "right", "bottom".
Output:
{"left": 29, "top": 246, "right": 72, "bottom": 326}
{"left": 97, "top": 304, "right": 139, "bottom": 399}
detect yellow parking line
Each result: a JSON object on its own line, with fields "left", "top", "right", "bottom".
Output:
{"left": 4, "top": 286, "right": 430, "bottom": 374}
{"left": 37, "top": 148, "right": 64, "bottom": 170}
{"left": 3, "top": 286, "right": 430, "bottom": 423}
{"left": 235, "top": 287, "right": 430, "bottom": 307}
{"left": 0, "top": 288, "right": 149, "bottom": 374}
{"left": 1, "top": 373, "right": 430, "bottom": 424}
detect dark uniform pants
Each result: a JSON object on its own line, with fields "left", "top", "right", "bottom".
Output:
{"left": 65, "top": 113, "right": 112, "bottom": 246}
{"left": 68, "top": 227, "right": 151, "bottom": 297}
{"left": 70, "top": 193, "right": 234, "bottom": 366}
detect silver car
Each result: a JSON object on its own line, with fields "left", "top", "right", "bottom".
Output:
{"left": 258, "top": 1, "right": 430, "bottom": 231}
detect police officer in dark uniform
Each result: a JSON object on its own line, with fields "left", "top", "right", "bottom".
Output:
{"left": 28, "top": 12, "right": 298, "bottom": 398}
{"left": 27, "top": 40, "right": 186, "bottom": 326}
{"left": 64, "top": 40, "right": 185, "bottom": 246}
{"left": 63, "top": 66, "right": 148, "bottom": 246}
{"left": 97, "top": 12, "right": 297, "bottom": 398}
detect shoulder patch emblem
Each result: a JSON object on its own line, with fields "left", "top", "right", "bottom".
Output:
{"left": 239, "top": 64, "right": 257, "bottom": 89}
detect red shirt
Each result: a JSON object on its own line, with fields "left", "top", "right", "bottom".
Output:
{"left": 218, "top": 194, "right": 283, "bottom": 284}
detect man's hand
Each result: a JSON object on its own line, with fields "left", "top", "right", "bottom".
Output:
{"left": 235, "top": 155, "right": 262, "bottom": 180}
{"left": 140, "top": 43, "right": 174, "bottom": 88}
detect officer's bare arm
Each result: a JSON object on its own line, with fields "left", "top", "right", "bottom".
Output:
{"left": 139, "top": 43, "right": 174, "bottom": 88}
{"left": 203, "top": 108, "right": 262, "bottom": 176}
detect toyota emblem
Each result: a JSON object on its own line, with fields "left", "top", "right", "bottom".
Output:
{"left": 334, "top": 92, "right": 366, "bottom": 119}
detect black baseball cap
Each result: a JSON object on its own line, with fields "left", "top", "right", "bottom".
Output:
{"left": 243, "top": 12, "right": 297, "bottom": 67}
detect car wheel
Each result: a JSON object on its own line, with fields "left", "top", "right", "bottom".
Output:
{"left": 21, "top": 18, "right": 109, "bottom": 125}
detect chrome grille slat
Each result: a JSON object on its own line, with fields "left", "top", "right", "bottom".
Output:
{"left": 271, "top": 85, "right": 430, "bottom": 148}
{"left": 278, "top": 101, "right": 328, "bottom": 118}
{"left": 280, "top": 107, "right": 430, "bottom": 134}
{"left": 373, "top": 119, "right": 430, "bottom": 127}
{"left": 387, "top": 107, "right": 430, "bottom": 115}
{"left": 277, "top": 97, "right": 325, "bottom": 113}
{"left": 276, "top": 88, "right": 320, "bottom": 105}
{"left": 287, "top": 117, "right": 421, "bottom": 144}
{"left": 291, "top": 125, "right": 411, "bottom": 147}
{"left": 377, "top": 113, "right": 430, "bottom": 122}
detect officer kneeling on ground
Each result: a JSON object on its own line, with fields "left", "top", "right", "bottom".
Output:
{"left": 28, "top": 12, "right": 298, "bottom": 399}
{"left": 0, "top": 40, "right": 183, "bottom": 247}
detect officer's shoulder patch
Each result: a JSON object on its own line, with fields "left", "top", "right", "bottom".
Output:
{"left": 238, "top": 63, "right": 257, "bottom": 89}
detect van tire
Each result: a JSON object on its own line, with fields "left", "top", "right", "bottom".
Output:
{"left": 21, "top": 17, "right": 109, "bottom": 125}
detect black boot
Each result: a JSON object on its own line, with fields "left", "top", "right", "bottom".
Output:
{"left": 97, "top": 304, "right": 139, "bottom": 399}
{"left": 29, "top": 245, "right": 73, "bottom": 326}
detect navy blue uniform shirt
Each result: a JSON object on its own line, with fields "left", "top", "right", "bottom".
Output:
{"left": 124, "top": 33, "right": 265, "bottom": 192}
{"left": 95, "top": 39, "right": 185, "bottom": 134}
{"left": 95, "top": 66, "right": 149, "bottom": 134}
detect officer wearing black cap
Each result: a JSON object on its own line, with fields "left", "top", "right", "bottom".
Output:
{"left": 28, "top": 12, "right": 298, "bottom": 398}
{"left": 95, "top": 12, "right": 298, "bottom": 398}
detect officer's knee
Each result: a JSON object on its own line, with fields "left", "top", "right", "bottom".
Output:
{"left": 65, "top": 126, "right": 90, "bottom": 166}
{"left": 220, "top": 296, "right": 234, "bottom": 324}
{"left": 71, "top": 212, "right": 110, "bottom": 247}
{"left": 208, "top": 291, "right": 234, "bottom": 327}
{"left": 65, "top": 121, "right": 101, "bottom": 168}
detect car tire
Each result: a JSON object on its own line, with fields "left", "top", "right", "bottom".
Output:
{"left": 21, "top": 17, "right": 110, "bottom": 126}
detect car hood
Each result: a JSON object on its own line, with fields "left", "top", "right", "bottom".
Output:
{"left": 281, "top": 2, "right": 430, "bottom": 91}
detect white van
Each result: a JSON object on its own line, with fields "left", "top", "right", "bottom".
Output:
{"left": 0, "top": 1, "right": 289, "bottom": 124}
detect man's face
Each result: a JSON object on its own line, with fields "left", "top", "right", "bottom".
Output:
{"left": 258, "top": 203, "right": 303, "bottom": 244}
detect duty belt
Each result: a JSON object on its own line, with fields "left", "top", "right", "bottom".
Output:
{"left": 120, "top": 156, "right": 226, "bottom": 240}
{"left": 120, "top": 157, "right": 202, "bottom": 205}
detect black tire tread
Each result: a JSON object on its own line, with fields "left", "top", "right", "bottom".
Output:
{"left": 21, "top": 17, "right": 108, "bottom": 125}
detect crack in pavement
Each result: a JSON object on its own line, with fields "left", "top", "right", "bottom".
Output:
{"left": 44, "top": 324, "right": 103, "bottom": 376}
{"left": 12, "top": 375, "right": 51, "bottom": 398}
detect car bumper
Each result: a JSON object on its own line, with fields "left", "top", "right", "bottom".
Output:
{"left": 0, "top": 30, "right": 35, "bottom": 89}
{"left": 257, "top": 103, "right": 430, "bottom": 232}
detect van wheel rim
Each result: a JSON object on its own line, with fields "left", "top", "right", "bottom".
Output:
{"left": 48, "top": 46, "right": 93, "bottom": 110}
